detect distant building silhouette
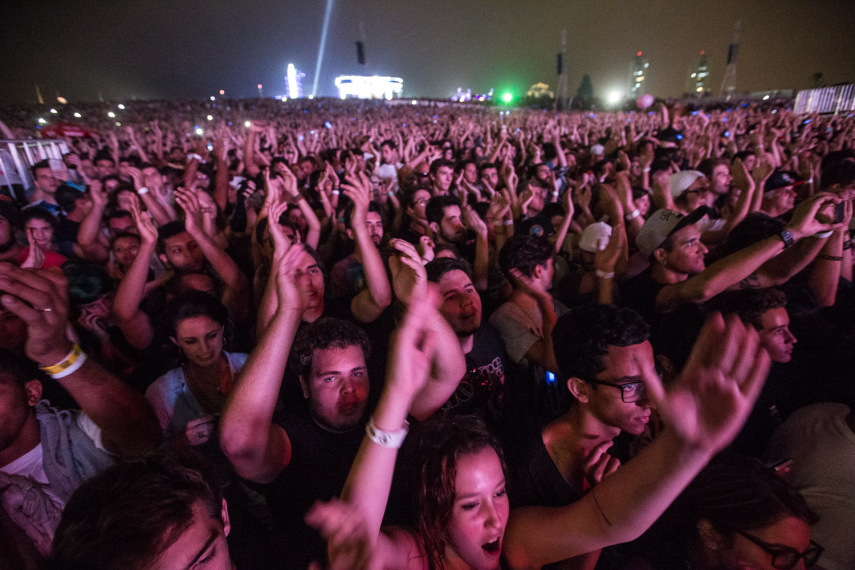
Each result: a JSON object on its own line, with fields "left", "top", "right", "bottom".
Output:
{"left": 690, "top": 51, "right": 710, "bottom": 95}
{"left": 631, "top": 51, "right": 649, "bottom": 96}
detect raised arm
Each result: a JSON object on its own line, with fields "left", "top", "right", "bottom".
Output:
{"left": 220, "top": 206, "right": 305, "bottom": 483}
{"left": 75, "top": 180, "right": 110, "bottom": 263}
{"left": 388, "top": 239, "right": 466, "bottom": 420}
{"left": 344, "top": 173, "right": 393, "bottom": 323}
{"left": 503, "top": 313, "right": 769, "bottom": 568}
{"left": 658, "top": 193, "right": 836, "bottom": 311}
{"left": 332, "top": 291, "right": 440, "bottom": 566}
{"left": 0, "top": 264, "right": 161, "bottom": 457}
{"left": 112, "top": 198, "right": 157, "bottom": 349}
{"left": 175, "top": 188, "right": 250, "bottom": 321}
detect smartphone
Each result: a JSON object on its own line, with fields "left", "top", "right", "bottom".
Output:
{"left": 545, "top": 371, "right": 556, "bottom": 385}
{"left": 230, "top": 176, "right": 245, "bottom": 188}
{"left": 206, "top": 143, "right": 213, "bottom": 151}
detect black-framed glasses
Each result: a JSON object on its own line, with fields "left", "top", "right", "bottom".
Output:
{"left": 588, "top": 380, "right": 646, "bottom": 403}
{"left": 736, "top": 531, "right": 823, "bottom": 569}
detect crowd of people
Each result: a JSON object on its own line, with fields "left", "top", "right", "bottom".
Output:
{"left": 1, "top": 96, "right": 854, "bottom": 570}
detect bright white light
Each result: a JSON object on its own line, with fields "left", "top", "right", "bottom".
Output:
{"left": 50, "top": 108, "right": 57, "bottom": 114}
{"left": 211, "top": 96, "right": 216, "bottom": 101}
{"left": 288, "top": 64, "right": 299, "bottom": 99}
{"left": 335, "top": 75, "right": 403, "bottom": 100}
{"left": 195, "top": 127, "right": 204, "bottom": 135}
{"left": 118, "top": 104, "right": 125, "bottom": 109}
{"left": 763, "top": 94, "right": 770, "bottom": 100}
{"left": 116, "top": 122, "right": 121, "bottom": 126}
{"left": 307, "top": 94, "right": 314, "bottom": 100}
{"left": 57, "top": 97, "right": 68, "bottom": 104}
{"left": 74, "top": 112, "right": 82, "bottom": 118}
{"left": 244, "top": 121, "right": 251, "bottom": 128}
{"left": 38, "top": 118, "right": 47, "bottom": 124}
{"left": 207, "top": 115, "right": 213, "bottom": 121}
{"left": 412, "top": 100, "right": 417, "bottom": 105}
{"left": 606, "top": 90, "right": 622, "bottom": 105}
{"left": 107, "top": 111, "right": 116, "bottom": 118}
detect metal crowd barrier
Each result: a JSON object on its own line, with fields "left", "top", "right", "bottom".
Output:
{"left": 793, "top": 84, "right": 855, "bottom": 115}
{"left": 0, "top": 139, "right": 69, "bottom": 202}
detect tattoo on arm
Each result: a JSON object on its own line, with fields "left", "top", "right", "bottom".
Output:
{"left": 739, "top": 272, "right": 761, "bottom": 289}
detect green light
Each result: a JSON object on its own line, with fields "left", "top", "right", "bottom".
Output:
{"left": 502, "top": 92, "right": 513, "bottom": 104}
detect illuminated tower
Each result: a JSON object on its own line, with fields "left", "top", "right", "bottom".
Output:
{"left": 631, "top": 51, "right": 649, "bottom": 96}
{"left": 285, "top": 63, "right": 306, "bottom": 99}
{"left": 720, "top": 20, "right": 740, "bottom": 99}
{"left": 691, "top": 51, "right": 710, "bottom": 95}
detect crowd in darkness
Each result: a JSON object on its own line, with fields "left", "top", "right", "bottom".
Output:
{"left": 1, "top": 96, "right": 854, "bottom": 570}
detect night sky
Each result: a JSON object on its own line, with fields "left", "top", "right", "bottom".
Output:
{"left": 3, "top": 0, "right": 854, "bottom": 104}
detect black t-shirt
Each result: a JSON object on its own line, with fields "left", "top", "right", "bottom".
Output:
{"left": 262, "top": 403, "right": 366, "bottom": 569}
{"left": 506, "top": 419, "right": 581, "bottom": 510}
{"left": 622, "top": 269, "right": 706, "bottom": 369}
{"left": 437, "top": 324, "right": 508, "bottom": 430}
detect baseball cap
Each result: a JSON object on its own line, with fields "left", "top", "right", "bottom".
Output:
{"left": 578, "top": 222, "right": 612, "bottom": 253}
{"left": 764, "top": 170, "right": 804, "bottom": 193}
{"left": 636, "top": 207, "right": 709, "bottom": 256}
{"left": 669, "top": 170, "right": 706, "bottom": 199}
{"left": 0, "top": 197, "right": 20, "bottom": 227}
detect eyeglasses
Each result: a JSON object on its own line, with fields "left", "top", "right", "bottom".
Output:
{"left": 588, "top": 380, "right": 646, "bottom": 403}
{"left": 736, "top": 531, "right": 823, "bottom": 569}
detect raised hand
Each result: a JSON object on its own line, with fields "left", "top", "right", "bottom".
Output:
{"left": 388, "top": 238, "right": 427, "bottom": 304}
{"left": 174, "top": 188, "right": 204, "bottom": 234}
{"left": 0, "top": 263, "right": 73, "bottom": 366}
{"left": 129, "top": 195, "right": 158, "bottom": 245}
{"left": 639, "top": 313, "right": 769, "bottom": 454}
{"left": 462, "top": 203, "right": 488, "bottom": 239}
{"left": 21, "top": 230, "right": 45, "bottom": 269}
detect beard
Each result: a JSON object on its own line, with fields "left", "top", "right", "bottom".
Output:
{"left": 0, "top": 230, "right": 17, "bottom": 254}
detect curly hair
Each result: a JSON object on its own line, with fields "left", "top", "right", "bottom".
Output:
{"left": 497, "top": 234, "right": 554, "bottom": 282}
{"left": 289, "top": 317, "right": 370, "bottom": 380}
{"left": 552, "top": 304, "right": 650, "bottom": 381}
{"left": 411, "top": 416, "right": 505, "bottom": 569}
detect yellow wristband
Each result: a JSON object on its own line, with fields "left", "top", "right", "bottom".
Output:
{"left": 40, "top": 344, "right": 82, "bottom": 376}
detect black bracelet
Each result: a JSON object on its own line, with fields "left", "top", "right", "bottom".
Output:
{"left": 817, "top": 254, "right": 843, "bottom": 262}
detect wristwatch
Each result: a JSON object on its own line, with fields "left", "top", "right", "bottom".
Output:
{"left": 778, "top": 229, "right": 795, "bottom": 249}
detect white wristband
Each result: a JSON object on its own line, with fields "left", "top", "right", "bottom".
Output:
{"left": 50, "top": 351, "right": 88, "bottom": 379}
{"left": 187, "top": 153, "right": 203, "bottom": 162}
{"left": 595, "top": 269, "right": 615, "bottom": 279}
{"left": 625, "top": 208, "right": 641, "bottom": 220}
{"left": 137, "top": 186, "right": 149, "bottom": 195}
{"left": 366, "top": 416, "right": 409, "bottom": 448}
{"left": 813, "top": 230, "right": 833, "bottom": 238}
